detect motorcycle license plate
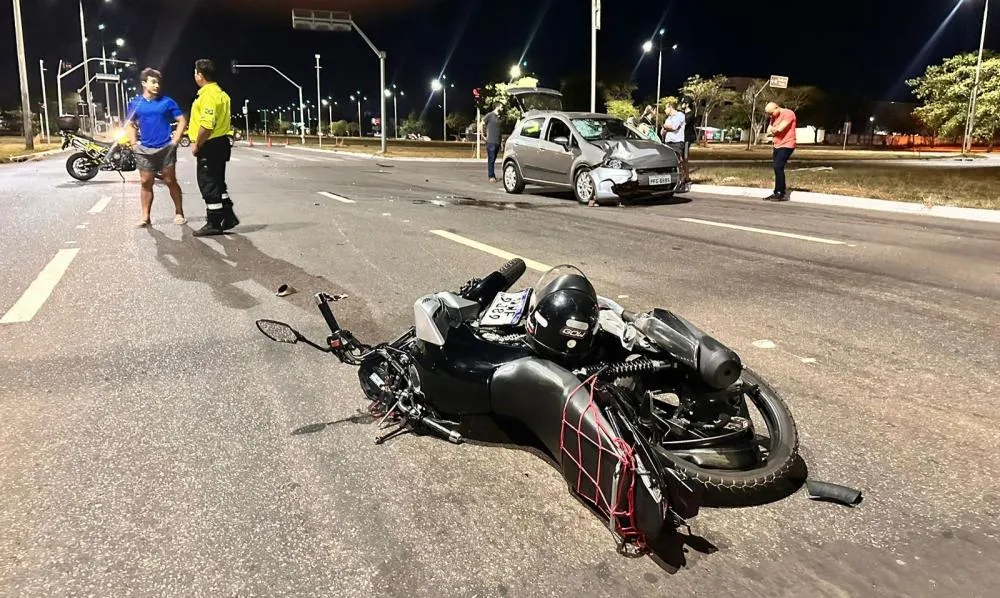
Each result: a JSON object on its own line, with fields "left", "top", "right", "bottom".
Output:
{"left": 648, "top": 174, "right": 673, "bottom": 186}
{"left": 480, "top": 289, "right": 532, "bottom": 327}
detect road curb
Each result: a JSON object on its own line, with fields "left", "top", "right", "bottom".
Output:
{"left": 690, "top": 184, "right": 1000, "bottom": 225}
{"left": 3, "top": 148, "right": 69, "bottom": 163}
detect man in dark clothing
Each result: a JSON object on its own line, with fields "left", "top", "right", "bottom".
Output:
{"left": 483, "top": 103, "right": 502, "bottom": 182}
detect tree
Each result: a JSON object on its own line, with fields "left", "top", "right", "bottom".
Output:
{"left": 446, "top": 111, "right": 472, "bottom": 137}
{"left": 907, "top": 50, "right": 1000, "bottom": 149}
{"left": 330, "top": 119, "right": 352, "bottom": 136}
{"left": 605, "top": 100, "right": 639, "bottom": 121}
{"left": 399, "top": 110, "right": 429, "bottom": 137}
{"left": 680, "top": 74, "right": 731, "bottom": 143}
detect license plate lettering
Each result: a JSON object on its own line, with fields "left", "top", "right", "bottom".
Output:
{"left": 649, "top": 174, "right": 672, "bottom": 185}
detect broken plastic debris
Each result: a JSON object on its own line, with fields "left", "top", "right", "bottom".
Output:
{"left": 806, "top": 480, "right": 863, "bottom": 507}
{"left": 276, "top": 284, "right": 297, "bottom": 297}
{"left": 752, "top": 339, "right": 777, "bottom": 350}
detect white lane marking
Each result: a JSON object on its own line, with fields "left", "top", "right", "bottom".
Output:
{"left": 88, "top": 196, "right": 112, "bottom": 214}
{"left": 230, "top": 157, "right": 242, "bottom": 162}
{"left": 271, "top": 155, "right": 296, "bottom": 162}
{"left": 677, "top": 218, "right": 849, "bottom": 246}
{"left": 1, "top": 249, "right": 81, "bottom": 324}
{"left": 292, "top": 154, "right": 323, "bottom": 162}
{"left": 318, "top": 191, "right": 356, "bottom": 204}
{"left": 429, "top": 230, "right": 552, "bottom": 272}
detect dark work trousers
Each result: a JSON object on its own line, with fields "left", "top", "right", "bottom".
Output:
{"left": 772, "top": 147, "right": 795, "bottom": 194}
{"left": 486, "top": 142, "right": 500, "bottom": 178}
{"left": 196, "top": 137, "right": 235, "bottom": 226}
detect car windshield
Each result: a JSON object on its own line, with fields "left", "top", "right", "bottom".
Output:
{"left": 571, "top": 118, "right": 632, "bottom": 141}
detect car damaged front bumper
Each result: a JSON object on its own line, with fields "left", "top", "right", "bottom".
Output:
{"left": 589, "top": 167, "right": 640, "bottom": 201}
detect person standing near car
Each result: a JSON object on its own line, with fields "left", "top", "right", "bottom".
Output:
{"left": 484, "top": 103, "right": 502, "bottom": 183}
{"left": 661, "top": 100, "right": 691, "bottom": 187}
{"left": 764, "top": 101, "right": 797, "bottom": 201}
{"left": 126, "top": 68, "right": 187, "bottom": 228}
{"left": 188, "top": 59, "right": 239, "bottom": 236}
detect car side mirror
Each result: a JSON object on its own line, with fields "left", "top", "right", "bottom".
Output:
{"left": 553, "top": 135, "right": 570, "bottom": 150}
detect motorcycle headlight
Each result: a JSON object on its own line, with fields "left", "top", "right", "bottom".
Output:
{"left": 603, "top": 157, "right": 632, "bottom": 170}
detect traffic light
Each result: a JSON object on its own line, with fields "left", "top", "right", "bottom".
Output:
{"left": 472, "top": 87, "right": 480, "bottom": 100}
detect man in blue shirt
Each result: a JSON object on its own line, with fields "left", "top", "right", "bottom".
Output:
{"left": 126, "top": 68, "right": 187, "bottom": 227}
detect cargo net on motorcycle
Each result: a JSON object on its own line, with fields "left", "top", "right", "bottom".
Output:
{"left": 560, "top": 372, "right": 648, "bottom": 555}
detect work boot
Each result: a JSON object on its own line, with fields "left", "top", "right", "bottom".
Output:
{"left": 193, "top": 209, "right": 227, "bottom": 237}
{"left": 220, "top": 209, "right": 240, "bottom": 231}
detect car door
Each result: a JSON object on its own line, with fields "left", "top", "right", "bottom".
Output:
{"left": 534, "top": 116, "right": 577, "bottom": 185}
{"left": 512, "top": 117, "right": 545, "bottom": 181}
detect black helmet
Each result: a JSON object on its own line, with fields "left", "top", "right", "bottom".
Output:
{"left": 525, "top": 267, "right": 600, "bottom": 363}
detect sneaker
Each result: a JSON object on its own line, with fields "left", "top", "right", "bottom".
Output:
{"left": 762, "top": 192, "right": 781, "bottom": 201}
{"left": 174, "top": 214, "right": 187, "bottom": 225}
{"left": 765, "top": 193, "right": 788, "bottom": 202}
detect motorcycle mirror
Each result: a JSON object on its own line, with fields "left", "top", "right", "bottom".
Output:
{"left": 255, "top": 319, "right": 302, "bottom": 344}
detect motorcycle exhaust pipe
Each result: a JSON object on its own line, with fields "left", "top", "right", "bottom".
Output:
{"left": 276, "top": 284, "right": 297, "bottom": 297}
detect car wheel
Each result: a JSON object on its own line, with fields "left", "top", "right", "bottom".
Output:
{"left": 573, "top": 167, "right": 596, "bottom": 204}
{"left": 503, "top": 161, "right": 525, "bottom": 194}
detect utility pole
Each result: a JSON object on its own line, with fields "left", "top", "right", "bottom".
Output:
{"left": 12, "top": 0, "right": 34, "bottom": 150}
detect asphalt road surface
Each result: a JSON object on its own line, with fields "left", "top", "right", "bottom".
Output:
{"left": 2, "top": 145, "right": 998, "bottom": 597}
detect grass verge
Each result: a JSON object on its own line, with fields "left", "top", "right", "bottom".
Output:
{"left": 691, "top": 163, "right": 1000, "bottom": 210}
{"left": 0, "top": 141, "right": 63, "bottom": 163}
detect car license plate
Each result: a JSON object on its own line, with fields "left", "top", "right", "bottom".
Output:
{"left": 480, "top": 289, "right": 532, "bottom": 327}
{"left": 648, "top": 174, "right": 673, "bottom": 186}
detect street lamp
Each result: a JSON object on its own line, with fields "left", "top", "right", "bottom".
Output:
{"left": 431, "top": 77, "right": 452, "bottom": 141}
{"left": 641, "top": 28, "right": 674, "bottom": 127}
{"left": 591, "top": 0, "right": 601, "bottom": 112}
{"left": 510, "top": 64, "right": 522, "bottom": 81}
{"left": 292, "top": 9, "right": 388, "bottom": 153}
{"left": 350, "top": 93, "right": 364, "bottom": 137}
{"left": 314, "top": 54, "right": 324, "bottom": 146}
{"left": 962, "top": 0, "right": 990, "bottom": 155}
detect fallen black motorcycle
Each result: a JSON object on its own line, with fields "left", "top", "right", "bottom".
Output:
{"left": 256, "top": 259, "right": 799, "bottom": 555}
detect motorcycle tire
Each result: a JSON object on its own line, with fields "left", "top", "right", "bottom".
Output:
{"left": 653, "top": 366, "right": 799, "bottom": 495}
{"left": 66, "top": 152, "right": 100, "bottom": 181}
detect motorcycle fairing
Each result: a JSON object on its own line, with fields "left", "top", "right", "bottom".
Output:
{"left": 490, "top": 357, "right": 676, "bottom": 545}
{"left": 413, "top": 292, "right": 481, "bottom": 346}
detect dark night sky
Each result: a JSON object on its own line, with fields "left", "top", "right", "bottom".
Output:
{"left": 2, "top": 0, "right": 998, "bottom": 126}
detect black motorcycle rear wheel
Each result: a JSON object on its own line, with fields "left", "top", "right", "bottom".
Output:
{"left": 66, "top": 152, "right": 99, "bottom": 181}
{"left": 653, "top": 367, "right": 799, "bottom": 494}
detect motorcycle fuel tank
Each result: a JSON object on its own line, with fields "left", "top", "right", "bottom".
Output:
{"left": 411, "top": 325, "right": 532, "bottom": 416}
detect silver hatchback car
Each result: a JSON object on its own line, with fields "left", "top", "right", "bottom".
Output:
{"left": 500, "top": 90, "right": 683, "bottom": 204}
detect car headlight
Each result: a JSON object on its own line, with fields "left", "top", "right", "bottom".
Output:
{"left": 603, "top": 157, "right": 632, "bottom": 170}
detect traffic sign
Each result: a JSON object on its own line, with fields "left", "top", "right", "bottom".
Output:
{"left": 769, "top": 75, "right": 789, "bottom": 89}
{"left": 94, "top": 73, "right": 120, "bottom": 83}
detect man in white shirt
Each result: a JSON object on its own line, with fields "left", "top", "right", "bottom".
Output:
{"left": 661, "top": 100, "right": 690, "bottom": 187}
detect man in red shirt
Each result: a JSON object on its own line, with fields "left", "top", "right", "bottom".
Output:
{"left": 764, "top": 101, "right": 797, "bottom": 201}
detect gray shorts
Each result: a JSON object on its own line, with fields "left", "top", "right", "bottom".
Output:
{"left": 134, "top": 143, "right": 177, "bottom": 172}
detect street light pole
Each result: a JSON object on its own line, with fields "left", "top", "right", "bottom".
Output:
{"left": 12, "top": 0, "right": 34, "bottom": 150}
{"left": 40, "top": 60, "right": 51, "bottom": 143}
{"left": 962, "top": 0, "right": 990, "bottom": 156}
{"left": 591, "top": 0, "right": 600, "bottom": 112}
{"left": 315, "top": 54, "right": 322, "bottom": 147}
{"left": 79, "top": 0, "right": 93, "bottom": 132}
